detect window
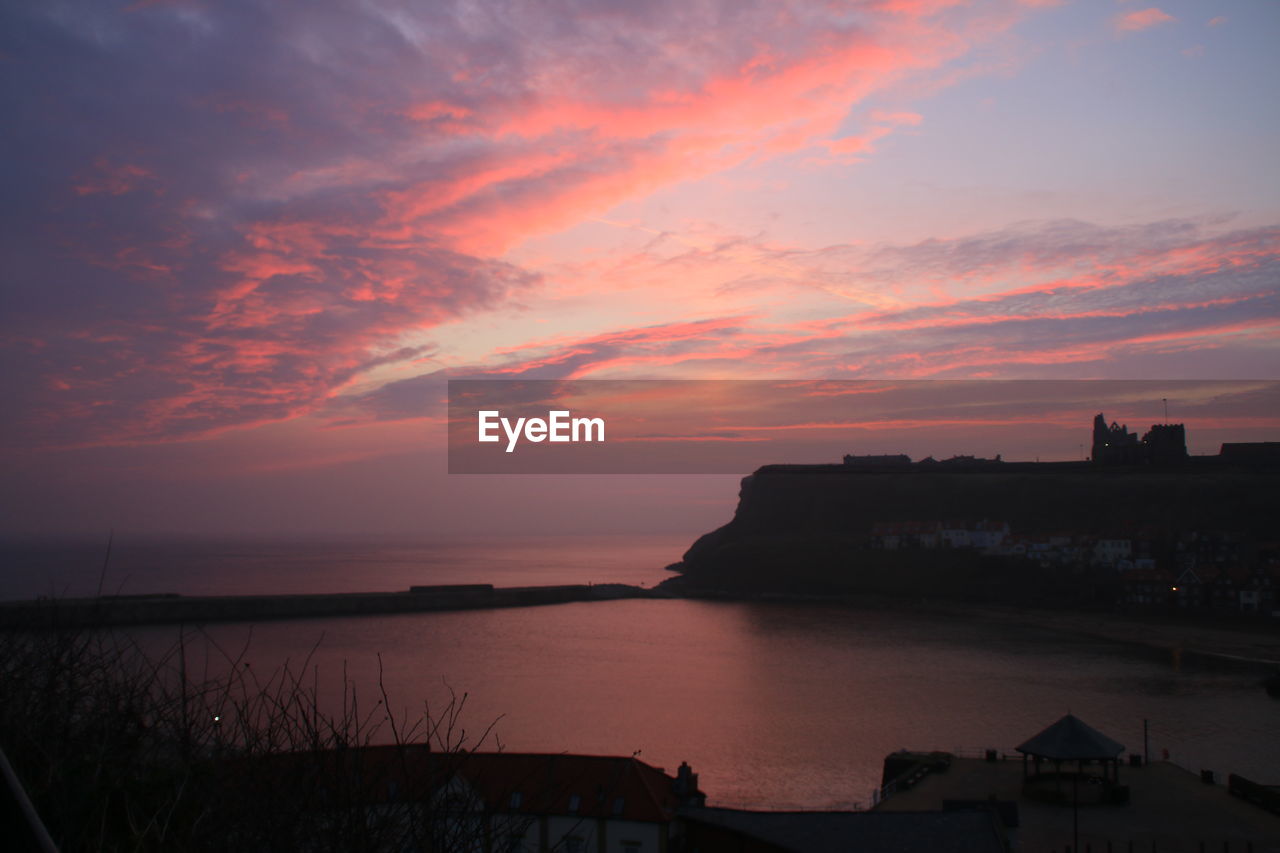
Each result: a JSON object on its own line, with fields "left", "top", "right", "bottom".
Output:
{"left": 567, "top": 793, "right": 581, "bottom": 813}
{"left": 509, "top": 791, "right": 523, "bottom": 809}
{"left": 612, "top": 796, "right": 625, "bottom": 816}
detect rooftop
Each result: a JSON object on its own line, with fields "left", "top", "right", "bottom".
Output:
{"left": 875, "top": 756, "right": 1280, "bottom": 851}
{"left": 238, "top": 747, "right": 699, "bottom": 824}
{"left": 1015, "top": 713, "right": 1125, "bottom": 761}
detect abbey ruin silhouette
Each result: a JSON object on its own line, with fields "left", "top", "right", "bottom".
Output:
{"left": 1091, "top": 413, "right": 1187, "bottom": 466}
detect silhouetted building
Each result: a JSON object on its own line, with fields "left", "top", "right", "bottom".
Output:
{"left": 1220, "top": 442, "right": 1280, "bottom": 463}
{"left": 1141, "top": 423, "right": 1188, "bottom": 464}
{"left": 1092, "top": 414, "right": 1141, "bottom": 464}
{"left": 918, "top": 454, "right": 1002, "bottom": 467}
{"left": 1092, "top": 413, "right": 1186, "bottom": 465}
{"left": 843, "top": 454, "right": 912, "bottom": 468}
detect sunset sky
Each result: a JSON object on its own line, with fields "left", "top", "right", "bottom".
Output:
{"left": 2, "top": 0, "right": 1278, "bottom": 538}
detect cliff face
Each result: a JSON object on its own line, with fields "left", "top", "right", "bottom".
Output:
{"left": 667, "top": 463, "right": 1278, "bottom": 597}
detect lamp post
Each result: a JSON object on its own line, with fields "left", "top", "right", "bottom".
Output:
{"left": 1072, "top": 762, "right": 1079, "bottom": 853}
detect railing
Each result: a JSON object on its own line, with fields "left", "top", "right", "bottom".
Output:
{"left": 1228, "top": 773, "right": 1280, "bottom": 816}
{"left": 1048, "top": 841, "right": 1264, "bottom": 852}
{"left": 873, "top": 747, "right": 1004, "bottom": 806}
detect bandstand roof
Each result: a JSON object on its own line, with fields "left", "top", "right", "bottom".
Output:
{"left": 1015, "top": 714, "right": 1124, "bottom": 761}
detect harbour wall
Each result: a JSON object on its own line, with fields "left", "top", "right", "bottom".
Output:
{"left": 0, "top": 583, "right": 649, "bottom": 629}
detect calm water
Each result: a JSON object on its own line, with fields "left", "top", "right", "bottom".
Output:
{"left": 136, "top": 600, "right": 1278, "bottom": 811}
{"left": 0, "top": 534, "right": 686, "bottom": 600}
{"left": 5, "top": 536, "right": 1278, "bottom": 810}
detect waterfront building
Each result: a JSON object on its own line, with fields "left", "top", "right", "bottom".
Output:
{"left": 232, "top": 747, "right": 705, "bottom": 853}
{"left": 1094, "top": 539, "right": 1133, "bottom": 567}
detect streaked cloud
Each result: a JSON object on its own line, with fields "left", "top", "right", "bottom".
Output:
{"left": 1, "top": 0, "right": 1041, "bottom": 449}
{"left": 326, "top": 218, "right": 1280, "bottom": 427}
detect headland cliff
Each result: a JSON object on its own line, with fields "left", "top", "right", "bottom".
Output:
{"left": 661, "top": 457, "right": 1280, "bottom": 606}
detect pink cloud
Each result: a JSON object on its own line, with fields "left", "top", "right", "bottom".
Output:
{"left": 869, "top": 110, "right": 924, "bottom": 126}
{"left": 360, "top": 8, "right": 1023, "bottom": 258}
{"left": 73, "top": 159, "right": 156, "bottom": 196}
{"left": 433, "top": 221, "right": 1280, "bottom": 385}
{"left": 402, "top": 100, "right": 474, "bottom": 125}
{"left": 0, "top": 0, "right": 1206, "bottom": 450}
{"left": 1114, "top": 8, "right": 1176, "bottom": 33}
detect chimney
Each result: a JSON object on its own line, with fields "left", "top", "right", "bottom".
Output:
{"left": 673, "top": 761, "right": 705, "bottom": 807}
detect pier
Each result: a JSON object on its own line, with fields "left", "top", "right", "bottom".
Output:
{"left": 875, "top": 751, "right": 1280, "bottom": 851}
{"left": 0, "top": 583, "right": 650, "bottom": 629}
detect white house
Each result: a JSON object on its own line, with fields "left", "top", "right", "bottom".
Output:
{"left": 1094, "top": 539, "right": 1133, "bottom": 566}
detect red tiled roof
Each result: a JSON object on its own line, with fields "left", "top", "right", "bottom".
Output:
{"left": 460, "top": 752, "right": 687, "bottom": 823}
{"left": 232, "top": 747, "right": 692, "bottom": 824}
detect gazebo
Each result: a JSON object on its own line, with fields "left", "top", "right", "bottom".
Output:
{"left": 1015, "top": 714, "right": 1126, "bottom": 805}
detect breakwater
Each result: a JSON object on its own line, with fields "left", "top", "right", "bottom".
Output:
{"left": 0, "top": 583, "right": 650, "bottom": 629}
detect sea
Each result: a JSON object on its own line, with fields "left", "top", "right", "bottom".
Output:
{"left": 1, "top": 533, "right": 1277, "bottom": 810}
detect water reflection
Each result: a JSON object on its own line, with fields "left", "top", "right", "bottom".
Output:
{"left": 129, "top": 599, "right": 1276, "bottom": 811}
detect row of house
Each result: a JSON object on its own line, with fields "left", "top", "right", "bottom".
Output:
{"left": 868, "top": 522, "right": 1272, "bottom": 570}
{"left": 867, "top": 521, "right": 1159, "bottom": 569}
{"left": 868, "top": 521, "right": 1280, "bottom": 616}
{"left": 1121, "top": 563, "right": 1279, "bottom": 614}
{"left": 1172, "top": 530, "right": 1250, "bottom": 571}
{"left": 869, "top": 520, "right": 1010, "bottom": 552}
